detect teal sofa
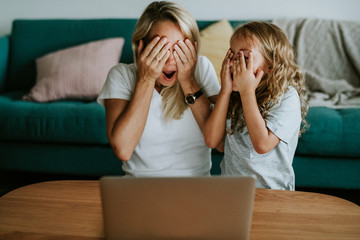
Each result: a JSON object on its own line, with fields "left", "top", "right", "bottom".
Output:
{"left": 0, "top": 19, "right": 359, "bottom": 190}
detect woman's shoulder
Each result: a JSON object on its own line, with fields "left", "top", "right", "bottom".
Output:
{"left": 195, "top": 55, "right": 216, "bottom": 78}
{"left": 109, "top": 63, "right": 137, "bottom": 76}
{"left": 197, "top": 55, "right": 212, "bottom": 66}
{"left": 107, "top": 63, "right": 138, "bottom": 84}
{"left": 195, "top": 55, "right": 220, "bottom": 94}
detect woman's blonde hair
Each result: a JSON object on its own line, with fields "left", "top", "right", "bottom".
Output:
{"left": 227, "top": 21, "right": 309, "bottom": 136}
{"left": 132, "top": 1, "right": 200, "bottom": 120}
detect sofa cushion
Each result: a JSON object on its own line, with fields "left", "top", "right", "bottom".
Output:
{"left": 7, "top": 19, "right": 138, "bottom": 91}
{"left": 199, "top": 19, "right": 233, "bottom": 83}
{"left": 0, "top": 91, "right": 108, "bottom": 144}
{"left": 296, "top": 107, "right": 360, "bottom": 157}
{"left": 23, "top": 37, "right": 124, "bottom": 102}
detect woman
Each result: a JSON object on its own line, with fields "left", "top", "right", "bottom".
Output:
{"left": 97, "top": 1, "right": 220, "bottom": 177}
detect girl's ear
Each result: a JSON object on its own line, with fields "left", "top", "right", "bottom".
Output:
{"left": 266, "top": 63, "right": 273, "bottom": 73}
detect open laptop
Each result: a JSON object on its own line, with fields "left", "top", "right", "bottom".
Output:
{"left": 100, "top": 176, "right": 256, "bottom": 240}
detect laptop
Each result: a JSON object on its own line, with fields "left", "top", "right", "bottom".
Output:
{"left": 100, "top": 176, "right": 256, "bottom": 240}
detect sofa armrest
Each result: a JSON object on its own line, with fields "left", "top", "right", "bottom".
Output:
{"left": 0, "top": 36, "right": 9, "bottom": 93}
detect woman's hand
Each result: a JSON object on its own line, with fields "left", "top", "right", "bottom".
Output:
{"left": 173, "top": 39, "right": 197, "bottom": 85}
{"left": 137, "top": 36, "right": 171, "bottom": 83}
{"left": 220, "top": 49, "right": 234, "bottom": 95}
{"left": 233, "top": 51, "right": 264, "bottom": 95}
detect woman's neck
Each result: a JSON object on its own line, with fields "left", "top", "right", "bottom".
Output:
{"left": 155, "top": 82, "right": 163, "bottom": 93}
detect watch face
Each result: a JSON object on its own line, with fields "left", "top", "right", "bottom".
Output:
{"left": 185, "top": 95, "right": 195, "bottom": 104}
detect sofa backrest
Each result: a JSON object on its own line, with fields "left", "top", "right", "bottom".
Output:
{"left": 0, "top": 36, "right": 9, "bottom": 92}
{"left": 7, "top": 19, "right": 137, "bottom": 91}
{"left": 6, "top": 19, "right": 245, "bottom": 92}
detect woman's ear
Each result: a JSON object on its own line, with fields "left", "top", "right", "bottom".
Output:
{"left": 137, "top": 40, "right": 144, "bottom": 57}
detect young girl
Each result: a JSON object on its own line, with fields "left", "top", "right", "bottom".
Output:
{"left": 204, "top": 21, "right": 308, "bottom": 190}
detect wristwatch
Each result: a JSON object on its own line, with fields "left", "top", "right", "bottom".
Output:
{"left": 185, "top": 88, "right": 204, "bottom": 105}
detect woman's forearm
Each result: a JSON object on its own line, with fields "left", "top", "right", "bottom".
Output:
{"left": 105, "top": 79, "right": 155, "bottom": 161}
{"left": 179, "top": 77, "right": 211, "bottom": 132}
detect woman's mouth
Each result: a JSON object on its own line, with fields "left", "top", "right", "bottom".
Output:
{"left": 162, "top": 71, "right": 176, "bottom": 81}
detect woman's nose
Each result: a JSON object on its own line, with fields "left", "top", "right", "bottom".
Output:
{"left": 165, "top": 50, "right": 176, "bottom": 65}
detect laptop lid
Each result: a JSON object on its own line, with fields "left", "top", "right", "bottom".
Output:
{"left": 100, "top": 176, "right": 256, "bottom": 240}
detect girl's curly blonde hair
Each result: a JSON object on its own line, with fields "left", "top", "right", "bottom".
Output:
{"left": 227, "top": 21, "right": 309, "bottom": 136}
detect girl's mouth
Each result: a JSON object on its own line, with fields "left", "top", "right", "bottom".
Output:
{"left": 162, "top": 71, "right": 176, "bottom": 81}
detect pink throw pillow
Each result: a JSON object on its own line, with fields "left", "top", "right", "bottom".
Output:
{"left": 23, "top": 37, "right": 124, "bottom": 102}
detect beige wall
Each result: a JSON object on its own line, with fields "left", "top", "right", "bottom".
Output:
{"left": 1, "top": 0, "right": 360, "bottom": 36}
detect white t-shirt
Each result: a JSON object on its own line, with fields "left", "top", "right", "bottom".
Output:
{"left": 221, "top": 87, "right": 301, "bottom": 190}
{"left": 98, "top": 56, "right": 220, "bottom": 177}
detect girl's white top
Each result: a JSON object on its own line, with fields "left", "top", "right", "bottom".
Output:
{"left": 222, "top": 87, "right": 301, "bottom": 190}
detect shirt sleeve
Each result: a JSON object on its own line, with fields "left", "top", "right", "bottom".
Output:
{"left": 97, "top": 63, "right": 136, "bottom": 106}
{"left": 265, "top": 87, "right": 302, "bottom": 143}
{"left": 196, "top": 56, "right": 221, "bottom": 97}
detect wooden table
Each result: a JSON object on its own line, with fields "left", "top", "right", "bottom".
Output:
{"left": 0, "top": 180, "right": 359, "bottom": 240}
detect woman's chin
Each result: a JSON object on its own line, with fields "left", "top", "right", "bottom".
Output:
{"left": 159, "top": 77, "right": 177, "bottom": 87}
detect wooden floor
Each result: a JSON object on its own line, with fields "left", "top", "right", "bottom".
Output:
{"left": 1, "top": 170, "right": 359, "bottom": 206}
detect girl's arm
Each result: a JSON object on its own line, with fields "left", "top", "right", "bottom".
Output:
{"left": 234, "top": 51, "right": 280, "bottom": 154}
{"left": 239, "top": 91, "right": 280, "bottom": 154}
{"left": 105, "top": 37, "right": 171, "bottom": 161}
{"left": 204, "top": 50, "right": 234, "bottom": 151}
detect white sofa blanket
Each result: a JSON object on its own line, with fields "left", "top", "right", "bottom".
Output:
{"left": 273, "top": 18, "right": 360, "bottom": 108}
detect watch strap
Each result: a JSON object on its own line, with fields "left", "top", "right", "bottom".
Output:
{"left": 185, "top": 88, "right": 204, "bottom": 105}
{"left": 193, "top": 88, "right": 204, "bottom": 99}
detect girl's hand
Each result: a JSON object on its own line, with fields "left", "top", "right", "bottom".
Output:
{"left": 137, "top": 37, "right": 171, "bottom": 83}
{"left": 173, "top": 39, "right": 197, "bottom": 84}
{"left": 233, "top": 51, "right": 264, "bottom": 95}
{"left": 220, "top": 49, "right": 234, "bottom": 95}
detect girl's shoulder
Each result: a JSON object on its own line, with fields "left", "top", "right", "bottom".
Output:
{"left": 274, "top": 86, "right": 300, "bottom": 110}
{"left": 282, "top": 86, "right": 299, "bottom": 100}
